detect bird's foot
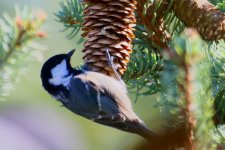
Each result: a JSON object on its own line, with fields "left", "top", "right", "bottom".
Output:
{"left": 105, "top": 48, "right": 121, "bottom": 80}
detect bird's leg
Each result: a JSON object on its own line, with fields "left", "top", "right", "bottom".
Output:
{"left": 105, "top": 48, "right": 121, "bottom": 80}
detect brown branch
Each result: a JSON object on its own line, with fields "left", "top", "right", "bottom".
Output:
{"left": 0, "top": 29, "right": 26, "bottom": 69}
{"left": 181, "top": 57, "right": 195, "bottom": 150}
{"left": 136, "top": 0, "right": 171, "bottom": 49}
{"left": 65, "top": 16, "right": 82, "bottom": 25}
{"left": 149, "top": 29, "right": 198, "bottom": 150}
{"left": 171, "top": 0, "right": 225, "bottom": 41}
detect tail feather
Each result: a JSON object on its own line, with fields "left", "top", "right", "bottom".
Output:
{"left": 125, "top": 119, "right": 156, "bottom": 141}
{"left": 94, "top": 115, "right": 156, "bottom": 141}
{"left": 135, "top": 123, "right": 156, "bottom": 141}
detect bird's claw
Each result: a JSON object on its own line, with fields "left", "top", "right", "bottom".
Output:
{"left": 105, "top": 48, "right": 114, "bottom": 68}
{"left": 105, "top": 48, "right": 121, "bottom": 80}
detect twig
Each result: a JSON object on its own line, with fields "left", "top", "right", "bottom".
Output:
{"left": 0, "top": 29, "right": 27, "bottom": 69}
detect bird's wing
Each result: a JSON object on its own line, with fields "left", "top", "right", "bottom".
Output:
{"left": 68, "top": 76, "right": 122, "bottom": 118}
{"left": 77, "top": 72, "right": 139, "bottom": 119}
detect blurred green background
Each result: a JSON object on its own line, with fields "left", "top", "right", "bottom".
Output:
{"left": 0, "top": 1, "right": 162, "bottom": 150}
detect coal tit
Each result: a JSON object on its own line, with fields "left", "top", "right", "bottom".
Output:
{"left": 40, "top": 49, "right": 155, "bottom": 140}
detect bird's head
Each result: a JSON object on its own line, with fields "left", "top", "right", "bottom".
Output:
{"left": 40, "top": 49, "right": 77, "bottom": 97}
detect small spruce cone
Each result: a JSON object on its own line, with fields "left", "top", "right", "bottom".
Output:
{"left": 82, "top": 0, "right": 136, "bottom": 77}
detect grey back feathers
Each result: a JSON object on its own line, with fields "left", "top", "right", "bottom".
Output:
{"left": 72, "top": 71, "right": 139, "bottom": 120}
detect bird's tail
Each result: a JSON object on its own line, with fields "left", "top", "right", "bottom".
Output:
{"left": 135, "top": 123, "right": 156, "bottom": 141}
{"left": 94, "top": 115, "right": 156, "bottom": 141}
{"left": 126, "top": 120, "right": 156, "bottom": 141}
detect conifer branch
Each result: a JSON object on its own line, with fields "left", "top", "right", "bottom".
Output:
{"left": 0, "top": 23, "right": 27, "bottom": 69}
{"left": 151, "top": 29, "right": 214, "bottom": 149}
{"left": 136, "top": 0, "right": 171, "bottom": 49}
{"left": 56, "top": 0, "right": 84, "bottom": 39}
{"left": 208, "top": 40, "right": 225, "bottom": 125}
{"left": 177, "top": 52, "right": 195, "bottom": 150}
{"left": 0, "top": 8, "right": 46, "bottom": 99}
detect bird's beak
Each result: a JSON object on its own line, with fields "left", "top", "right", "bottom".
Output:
{"left": 67, "top": 49, "right": 75, "bottom": 59}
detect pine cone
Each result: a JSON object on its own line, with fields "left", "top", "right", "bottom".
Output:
{"left": 172, "top": 0, "right": 225, "bottom": 41}
{"left": 82, "top": 0, "right": 136, "bottom": 77}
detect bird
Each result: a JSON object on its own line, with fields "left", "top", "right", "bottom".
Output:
{"left": 40, "top": 49, "right": 155, "bottom": 140}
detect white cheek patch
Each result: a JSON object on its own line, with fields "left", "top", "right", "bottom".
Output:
{"left": 48, "top": 60, "right": 72, "bottom": 88}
